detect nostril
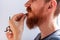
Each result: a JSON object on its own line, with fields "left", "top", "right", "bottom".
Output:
{"left": 25, "top": 1, "right": 31, "bottom": 7}
{"left": 26, "top": 4, "right": 31, "bottom": 7}
{"left": 25, "top": 4, "right": 31, "bottom": 7}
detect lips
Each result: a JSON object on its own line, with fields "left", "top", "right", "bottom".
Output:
{"left": 26, "top": 7, "right": 32, "bottom": 12}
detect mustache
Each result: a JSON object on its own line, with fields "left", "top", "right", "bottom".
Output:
{"left": 26, "top": 7, "right": 32, "bottom": 12}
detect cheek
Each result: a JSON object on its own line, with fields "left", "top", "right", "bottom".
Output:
{"left": 31, "top": 5, "right": 40, "bottom": 16}
{"left": 31, "top": 5, "right": 46, "bottom": 17}
{"left": 31, "top": 4, "right": 40, "bottom": 12}
{"left": 31, "top": 2, "right": 44, "bottom": 15}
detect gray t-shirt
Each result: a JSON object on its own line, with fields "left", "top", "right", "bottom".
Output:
{"left": 34, "top": 29, "right": 60, "bottom": 40}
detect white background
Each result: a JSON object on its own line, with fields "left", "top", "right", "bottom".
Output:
{"left": 0, "top": 0, "right": 39, "bottom": 40}
{"left": 0, "top": 0, "right": 60, "bottom": 40}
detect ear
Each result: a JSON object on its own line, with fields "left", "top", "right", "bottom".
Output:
{"left": 48, "top": 0, "right": 57, "bottom": 9}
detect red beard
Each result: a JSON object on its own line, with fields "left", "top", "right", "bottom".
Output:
{"left": 26, "top": 15, "right": 39, "bottom": 29}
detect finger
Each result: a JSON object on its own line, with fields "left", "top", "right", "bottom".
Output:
{"left": 16, "top": 15, "right": 26, "bottom": 32}
{"left": 12, "top": 13, "right": 24, "bottom": 21}
{"left": 6, "top": 32, "right": 13, "bottom": 39}
{"left": 9, "top": 19, "right": 18, "bottom": 34}
{"left": 19, "top": 15, "right": 26, "bottom": 22}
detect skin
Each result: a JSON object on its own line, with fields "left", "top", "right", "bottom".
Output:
{"left": 6, "top": 0, "right": 60, "bottom": 40}
{"left": 6, "top": 13, "right": 26, "bottom": 40}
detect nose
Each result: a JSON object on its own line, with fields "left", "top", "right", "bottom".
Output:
{"left": 25, "top": 1, "right": 31, "bottom": 7}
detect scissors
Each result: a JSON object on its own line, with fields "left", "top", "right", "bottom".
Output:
{"left": 4, "top": 17, "right": 12, "bottom": 32}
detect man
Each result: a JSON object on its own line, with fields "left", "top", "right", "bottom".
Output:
{"left": 5, "top": 0, "right": 60, "bottom": 40}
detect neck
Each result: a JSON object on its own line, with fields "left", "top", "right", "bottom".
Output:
{"left": 38, "top": 15, "right": 59, "bottom": 39}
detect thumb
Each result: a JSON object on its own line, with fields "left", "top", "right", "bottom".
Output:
{"left": 17, "top": 15, "right": 26, "bottom": 30}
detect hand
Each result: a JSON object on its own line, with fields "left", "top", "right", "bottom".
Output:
{"left": 6, "top": 13, "right": 26, "bottom": 40}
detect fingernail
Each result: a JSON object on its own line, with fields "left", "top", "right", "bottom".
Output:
{"left": 9, "top": 31, "right": 12, "bottom": 34}
{"left": 8, "top": 35, "right": 12, "bottom": 38}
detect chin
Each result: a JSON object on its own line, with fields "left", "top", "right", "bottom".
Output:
{"left": 26, "top": 13, "right": 39, "bottom": 29}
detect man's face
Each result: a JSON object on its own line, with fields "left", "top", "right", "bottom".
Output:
{"left": 25, "top": 0, "right": 48, "bottom": 29}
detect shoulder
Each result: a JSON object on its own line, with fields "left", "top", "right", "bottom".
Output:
{"left": 43, "top": 29, "right": 60, "bottom": 40}
{"left": 49, "top": 36, "right": 60, "bottom": 40}
{"left": 49, "top": 29, "right": 60, "bottom": 40}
